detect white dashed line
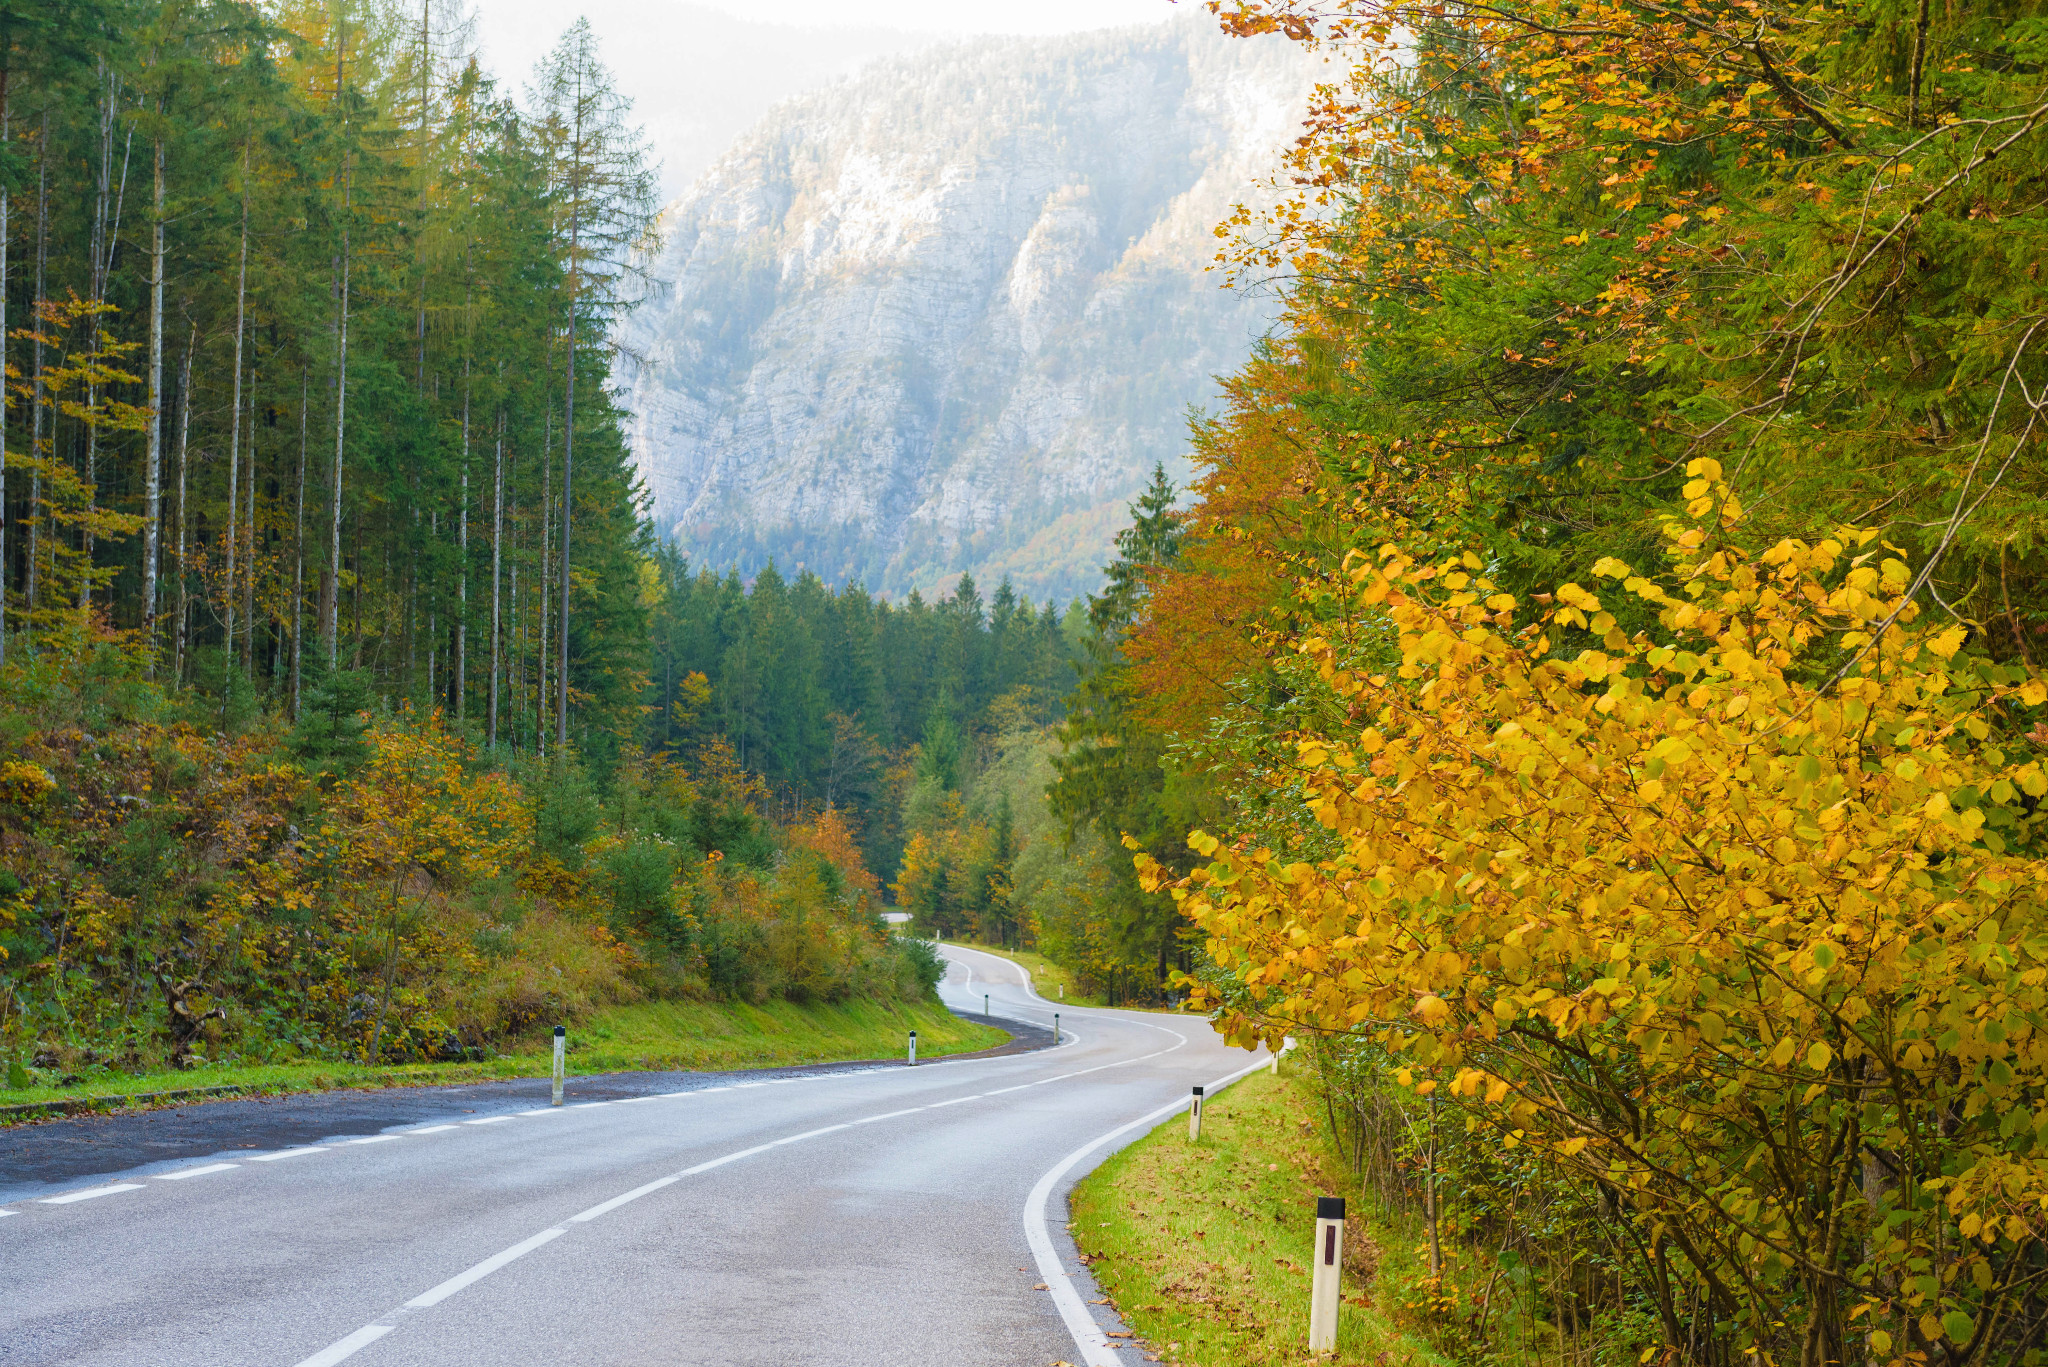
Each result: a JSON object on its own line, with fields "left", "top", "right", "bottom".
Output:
{"left": 156, "top": 1163, "right": 239, "bottom": 1180}
{"left": 289, "top": 1322, "right": 393, "bottom": 1367}
{"left": 249, "top": 1147, "right": 328, "bottom": 1162}
{"left": 409, "top": 1124, "right": 458, "bottom": 1134}
{"left": 40, "top": 1183, "right": 145, "bottom": 1204}
{"left": 853, "top": 1107, "right": 926, "bottom": 1124}
{"left": 519, "top": 1108, "right": 562, "bottom": 1116}
{"left": 568, "top": 1175, "right": 679, "bottom": 1223}
{"left": 462, "top": 1117, "right": 511, "bottom": 1126}
{"left": 405, "top": 1226, "right": 566, "bottom": 1308}
{"left": 345, "top": 1136, "right": 398, "bottom": 1145}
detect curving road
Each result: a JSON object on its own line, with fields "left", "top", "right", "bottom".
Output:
{"left": 0, "top": 947, "right": 1266, "bottom": 1367}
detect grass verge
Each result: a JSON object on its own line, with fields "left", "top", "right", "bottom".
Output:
{"left": 0, "top": 995, "right": 1007, "bottom": 1120}
{"left": 1068, "top": 1063, "right": 1448, "bottom": 1367}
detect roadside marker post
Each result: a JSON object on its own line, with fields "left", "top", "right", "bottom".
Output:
{"left": 908, "top": 1031, "right": 918, "bottom": 1066}
{"left": 1188, "top": 1085, "right": 1204, "bottom": 1142}
{"left": 551, "top": 1027, "right": 566, "bottom": 1106}
{"left": 1309, "top": 1195, "right": 1345, "bottom": 1351}
{"left": 1058, "top": 983, "right": 1063, "bottom": 1000}
{"left": 984, "top": 993, "right": 989, "bottom": 1018}
{"left": 1053, "top": 1012, "right": 1060, "bottom": 1044}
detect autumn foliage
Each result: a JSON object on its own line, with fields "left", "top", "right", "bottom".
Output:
{"left": 1114, "top": 0, "right": 2048, "bottom": 1362}
{"left": 0, "top": 635, "right": 919, "bottom": 1077}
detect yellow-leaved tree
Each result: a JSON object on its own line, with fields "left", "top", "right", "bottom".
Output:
{"left": 1143, "top": 463, "right": 2048, "bottom": 1367}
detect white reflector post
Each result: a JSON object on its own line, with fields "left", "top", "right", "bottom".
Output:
{"left": 1053, "top": 1012, "right": 1060, "bottom": 1044}
{"left": 1309, "top": 1195, "right": 1345, "bottom": 1351}
{"left": 1188, "top": 1085, "right": 1205, "bottom": 1142}
{"left": 908, "top": 1030, "right": 917, "bottom": 1066}
{"left": 551, "top": 1026, "right": 566, "bottom": 1107}
{"left": 984, "top": 993, "right": 989, "bottom": 1017}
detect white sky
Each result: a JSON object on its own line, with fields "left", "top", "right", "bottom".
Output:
{"left": 469, "top": 0, "right": 1187, "bottom": 83}
{"left": 469, "top": 0, "right": 1194, "bottom": 200}
{"left": 690, "top": 0, "right": 1186, "bottom": 29}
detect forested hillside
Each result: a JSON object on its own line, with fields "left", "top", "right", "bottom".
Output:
{"left": 1, "top": 0, "right": 660, "bottom": 753}
{"left": 646, "top": 556, "right": 1083, "bottom": 881}
{"left": 1091, "top": 1, "right": 2048, "bottom": 1365}
{"left": 0, "top": 0, "right": 962, "bottom": 1085}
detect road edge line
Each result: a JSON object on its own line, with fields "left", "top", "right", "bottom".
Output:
{"left": 1023, "top": 1054, "right": 1275, "bottom": 1367}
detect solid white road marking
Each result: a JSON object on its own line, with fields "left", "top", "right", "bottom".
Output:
{"left": 289, "top": 1322, "right": 394, "bottom": 1367}
{"left": 156, "top": 1162, "right": 239, "bottom": 1180}
{"left": 250, "top": 1148, "right": 328, "bottom": 1162}
{"left": 1023, "top": 1054, "right": 1273, "bottom": 1367}
{"left": 406, "top": 1226, "right": 566, "bottom": 1308}
{"left": 40, "top": 1183, "right": 145, "bottom": 1204}
{"left": 0, "top": 1209, "right": 14, "bottom": 1217}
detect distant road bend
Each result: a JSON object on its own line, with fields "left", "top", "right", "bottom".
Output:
{"left": 0, "top": 946, "right": 1267, "bottom": 1366}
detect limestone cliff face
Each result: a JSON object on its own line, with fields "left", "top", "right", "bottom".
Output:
{"left": 616, "top": 18, "right": 1312, "bottom": 601}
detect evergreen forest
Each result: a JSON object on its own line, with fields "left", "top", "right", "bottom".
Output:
{"left": 16, "top": 0, "right": 2048, "bottom": 1362}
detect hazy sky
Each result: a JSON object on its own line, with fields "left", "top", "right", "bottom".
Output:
{"left": 469, "top": 0, "right": 1193, "bottom": 201}
{"left": 470, "top": 0, "right": 1187, "bottom": 89}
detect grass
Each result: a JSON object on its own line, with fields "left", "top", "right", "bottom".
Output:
{"left": 552, "top": 995, "right": 1006, "bottom": 1073}
{"left": 1068, "top": 1063, "right": 1450, "bottom": 1367}
{"left": 0, "top": 994, "right": 1008, "bottom": 1120}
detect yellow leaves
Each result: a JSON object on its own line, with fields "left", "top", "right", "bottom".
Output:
{"left": 2022, "top": 680, "right": 2048, "bottom": 707}
{"left": 1555, "top": 582, "right": 1602, "bottom": 612}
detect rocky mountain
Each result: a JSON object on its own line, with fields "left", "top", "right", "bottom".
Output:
{"left": 616, "top": 16, "right": 1315, "bottom": 603}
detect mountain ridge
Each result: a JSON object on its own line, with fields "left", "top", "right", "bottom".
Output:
{"left": 617, "top": 17, "right": 1315, "bottom": 601}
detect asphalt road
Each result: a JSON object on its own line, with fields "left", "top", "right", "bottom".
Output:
{"left": 0, "top": 947, "right": 1265, "bottom": 1367}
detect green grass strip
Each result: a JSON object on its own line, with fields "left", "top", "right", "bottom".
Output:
{"left": 2, "top": 995, "right": 1006, "bottom": 1120}
{"left": 1069, "top": 1065, "right": 1449, "bottom": 1367}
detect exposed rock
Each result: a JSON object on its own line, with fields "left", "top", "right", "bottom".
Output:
{"left": 618, "top": 17, "right": 1313, "bottom": 602}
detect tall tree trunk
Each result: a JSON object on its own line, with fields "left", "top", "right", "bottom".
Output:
{"left": 82, "top": 82, "right": 132, "bottom": 611}
{"left": 242, "top": 371, "right": 256, "bottom": 674}
{"left": 325, "top": 17, "right": 351, "bottom": 666}
{"left": 173, "top": 326, "right": 194, "bottom": 682}
{"left": 26, "top": 105, "right": 45, "bottom": 639}
{"left": 538, "top": 402, "right": 551, "bottom": 758}
{"left": 0, "top": 63, "right": 10, "bottom": 664}
{"left": 456, "top": 364, "right": 468, "bottom": 722}
{"left": 291, "top": 367, "right": 307, "bottom": 715}
{"left": 226, "top": 148, "right": 249, "bottom": 665}
{"left": 83, "top": 65, "right": 113, "bottom": 612}
{"left": 557, "top": 90, "right": 582, "bottom": 750}
{"left": 489, "top": 412, "right": 502, "bottom": 748}
{"left": 142, "top": 125, "right": 165, "bottom": 667}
